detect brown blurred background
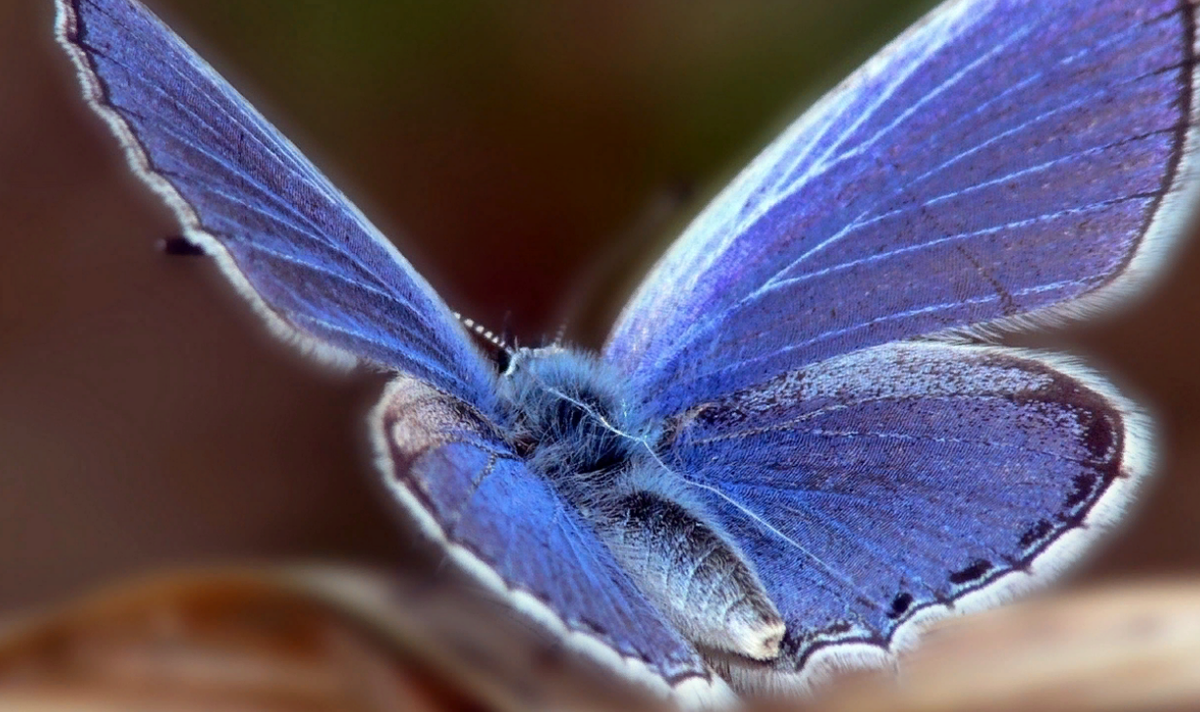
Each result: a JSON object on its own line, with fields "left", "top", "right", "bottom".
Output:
{"left": 3, "top": 0, "right": 1200, "bottom": 618}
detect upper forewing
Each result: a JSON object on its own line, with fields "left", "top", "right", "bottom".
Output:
{"left": 606, "top": 0, "right": 1199, "bottom": 417}
{"left": 56, "top": 0, "right": 497, "bottom": 410}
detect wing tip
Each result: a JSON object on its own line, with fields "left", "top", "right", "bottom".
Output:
{"left": 953, "top": 2, "right": 1200, "bottom": 346}
{"left": 53, "top": 0, "right": 364, "bottom": 373}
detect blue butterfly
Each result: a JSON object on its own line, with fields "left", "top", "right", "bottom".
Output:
{"left": 54, "top": 0, "right": 1199, "bottom": 705}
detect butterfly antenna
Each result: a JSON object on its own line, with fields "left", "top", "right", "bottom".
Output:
{"left": 552, "top": 318, "right": 569, "bottom": 347}
{"left": 454, "top": 312, "right": 507, "bottom": 349}
{"left": 456, "top": 312, "right": 514, "bottom": 372}
{"left": 499, "top": 310, "right": 516, "bottom": 351}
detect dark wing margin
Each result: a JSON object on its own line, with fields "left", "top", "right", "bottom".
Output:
{"left": 370, "top": 375, "right": 733, "bottom": 708}
{"left": 606, "top": 0, "right": 1200, "bottom": 418}
{"left": 55, "top": 0, "right": 498, "bottom": 411}
{"left": 658, "top": 341, "right": 1151, "bottom": 692}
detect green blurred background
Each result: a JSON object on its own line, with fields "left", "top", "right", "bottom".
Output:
{"left": 5, "top": 0, "right": 1200, "bottom": 617}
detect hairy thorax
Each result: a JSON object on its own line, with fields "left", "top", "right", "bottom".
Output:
{"left": 494, "top": 347, "right": 785, "bottom": 661}
{"left": 497, "top": 347, "right": 652, "bottom": 513}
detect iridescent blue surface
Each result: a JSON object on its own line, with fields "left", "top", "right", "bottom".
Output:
{"left": 55, "top": 0, "right": 1200, "bottom": 701}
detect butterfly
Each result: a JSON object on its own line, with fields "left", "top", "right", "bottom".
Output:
{"left": 54, "top": 0, "right": 1199, "bottom": 706}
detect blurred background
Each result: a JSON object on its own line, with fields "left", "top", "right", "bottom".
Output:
{"left": 3, "top": 0, "right": 1200, "bottom": 643}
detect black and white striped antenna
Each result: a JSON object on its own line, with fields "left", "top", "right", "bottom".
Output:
{"left": 552, "top": 319, "right": 569, "bottom": 347}
{"left": 455, "top": 312, "right": 507, "bottom": 349}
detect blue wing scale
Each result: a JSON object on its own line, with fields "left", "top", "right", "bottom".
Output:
{"left": 371, "top": 376, "right": 725, "bottom": 697}
{"left": 55, "top": 0, "right": 733, "bottom": 703}
{"left": 663, "top": 342, "right": 1149, "bottom": 686}
{"left": 56, "top": 0, "right": 497, "bottom": 410}
{"left": 608, "top": 0, "right": 1199, "bottom": 417}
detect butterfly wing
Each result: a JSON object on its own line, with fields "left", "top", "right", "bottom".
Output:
{"left": 56, "top": 0, "right": 730, "bottom": 703}
{"left": 56, "top": 0, "right": 494, "bottom": 409}
{"left": 372, "top": 375, "right": 725, "bottom": 703}
{"left": 603, "top": 0, "right": 1198, "bottom": 688}
{"left": 662, "top": 341, "right": 1147, "bottom": 687}
{"left": 606, "top": 0, "right": 1199, "bottom": 417}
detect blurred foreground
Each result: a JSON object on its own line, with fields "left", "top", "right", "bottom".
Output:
{"left": 1, "top": 567, "right": 1198, "bottom": 712}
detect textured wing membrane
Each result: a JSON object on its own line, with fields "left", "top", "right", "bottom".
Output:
{"left": 659, "top": 342, "right": 1149, "bottom": 688}
{"left": 371, "top": 375, "right": 729, "bottom": 705}
{"left": 607, "top": 0, "right": 1199, "bottom": 417}
{"left": 56, "top": 0, "right": 497, "bottom": 411}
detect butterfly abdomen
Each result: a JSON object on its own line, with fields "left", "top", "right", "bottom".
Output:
{"left": 605, "top": 489, "right": 786, "bottom": 660}
{"left": 498, "top": 347, "right": 785, "bottom": 661}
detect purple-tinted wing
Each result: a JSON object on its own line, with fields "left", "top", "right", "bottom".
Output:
{"left": 661, "top": 342, "right": 1148, "bottom": 688}
{"left": 56, "top": 0, "right": 496, "bottom": 410}
{"left": 606, "top": 0, "right": 1199, "bottom": 417}
{"left": 371, "top": 375, "right": 730, "bottom": 706}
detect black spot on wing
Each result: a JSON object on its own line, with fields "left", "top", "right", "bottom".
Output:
{"left": 159, "top": 235, "right": 206, "bottom": 256}
{"left": 948, "top": 559, "right": 994, "bottom": 586}
{"left": 887, "top": 592, "right": 914, "bottom": 619}
{"left": 1063, "top": 472, "right": 1100, "bottom": 512}
{"left": 1019, "top": 519, "right": 1055, "bottom": 549}
{"left": 1080, "top": 408, "right": 1118, "bottom": 461}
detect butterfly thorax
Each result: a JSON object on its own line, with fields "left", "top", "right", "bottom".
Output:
{"left": 496, "top": 346, "right": 785, "bottom": 661}
{"left": 497, "top": 347, "right": 650, "bottom": 512}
